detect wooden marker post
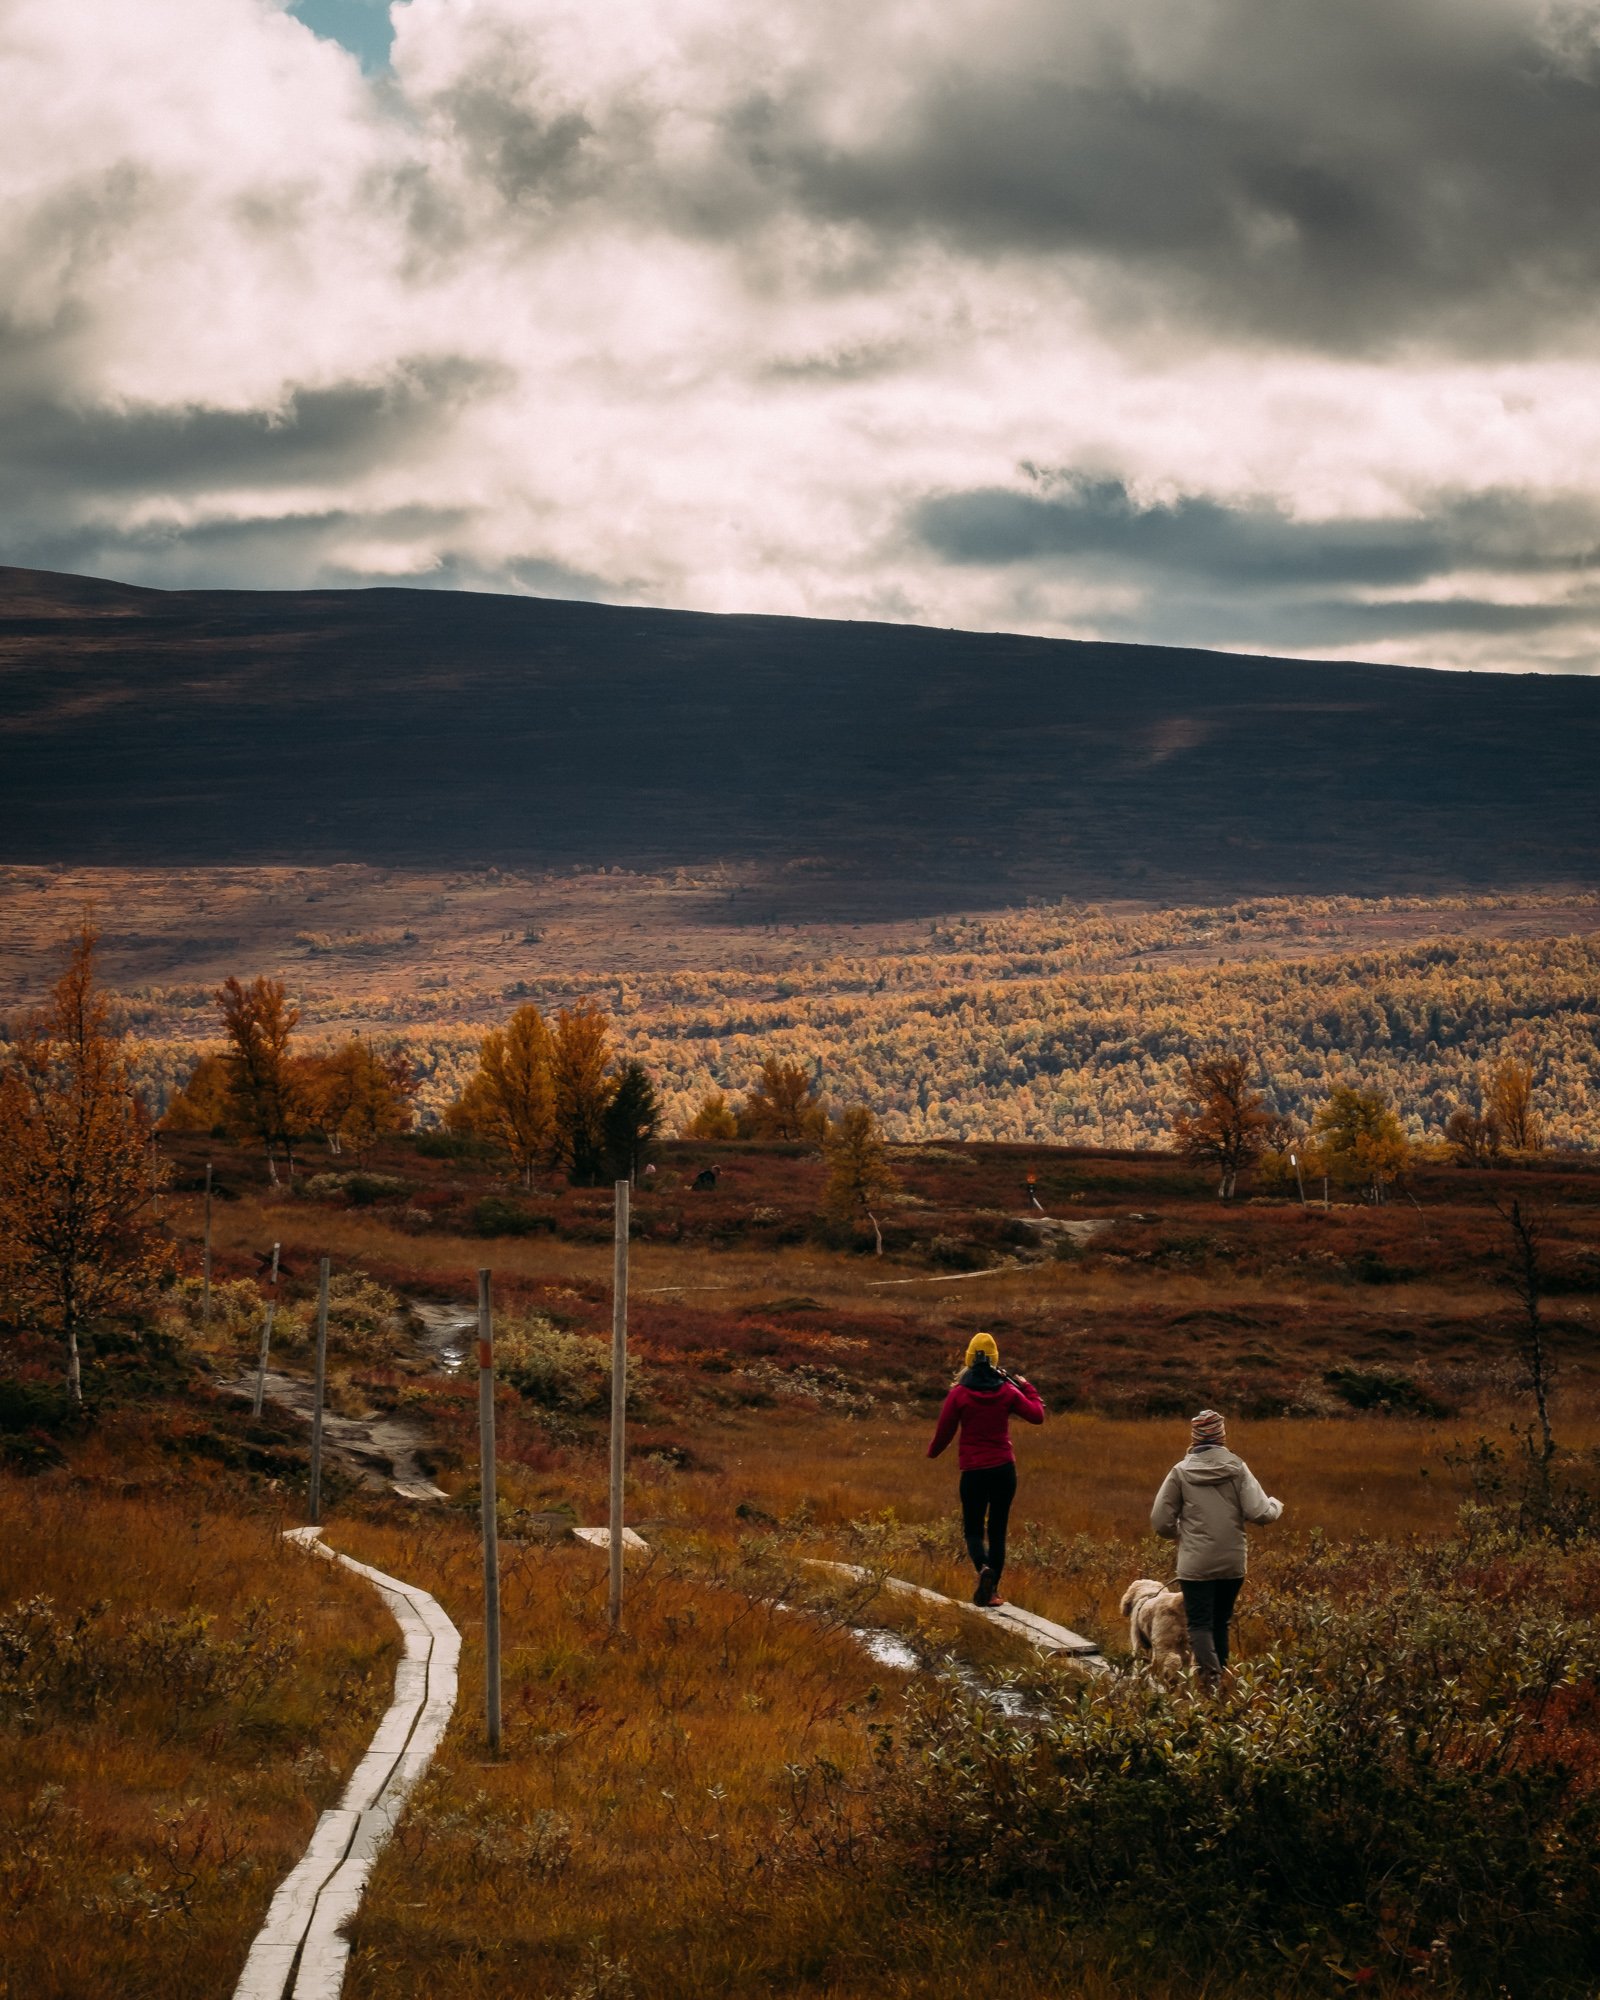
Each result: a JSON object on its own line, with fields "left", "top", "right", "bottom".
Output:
{"left": 478, "top": 1268, "right": 502, "bottom": 1752}
{"left": 201, "top": 1162, "right": 213, "bottom": 1327}
{"left": 608, "top": 1180, "right": 630, "bottom": 1631}
{"left": 308, "top": 1257, "right": 330, "bottom": 1525}
{"left": 251, "top": 1242, "right": 280, "bottom": 1418}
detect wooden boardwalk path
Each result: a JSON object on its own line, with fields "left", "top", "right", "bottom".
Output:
{"left": 569, "top": 1527, "right": 1108, "bottom": 1673}
{"left": 233, "top": 1528, "right": 460, "bottom": 2000}
{"left": 806, "top": 1558, "right": 1109, "bottom": 1672}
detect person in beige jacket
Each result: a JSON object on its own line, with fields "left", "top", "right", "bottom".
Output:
{"left": 1151, "top": 1409, "right": 1282, "bottom": 1684}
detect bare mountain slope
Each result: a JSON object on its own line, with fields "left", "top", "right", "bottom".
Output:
{"left": 0, "top": 565, "right": 1593, "bottom": 907}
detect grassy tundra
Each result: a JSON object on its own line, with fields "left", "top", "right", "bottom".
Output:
{"left": 3, "top": 1130, "right": 1600, "bottom": 1997}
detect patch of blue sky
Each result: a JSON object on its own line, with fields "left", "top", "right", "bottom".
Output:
{"left": 288, "top": 0, "right": 394, "bottom": 74}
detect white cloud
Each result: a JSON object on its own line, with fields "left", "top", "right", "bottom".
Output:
{"left": 0, "top": 0, "right": 1597, "bottom": 669}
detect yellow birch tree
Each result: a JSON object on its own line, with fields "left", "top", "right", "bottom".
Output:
{"left": 0, "top": 926, "right": 164, "bottom": 1402}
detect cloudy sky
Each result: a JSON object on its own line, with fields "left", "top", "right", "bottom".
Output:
{"left": 4, "top": 0, "right": 1600, "bottom": 671}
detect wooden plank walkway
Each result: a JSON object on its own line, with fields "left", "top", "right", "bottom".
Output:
{"left": 807, "top": 1558, "right": 1109, "bottom": 1672}
{"left": 571, "top": 1524, "right": 649, "bottom": 1552}
{"left": 232, "top": 1527, "right": 460, "bottom": 2000}
{"left": 565, "top": 1525, "right": 1107, "bottom": 1673}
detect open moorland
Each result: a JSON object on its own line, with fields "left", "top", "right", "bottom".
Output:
{"left": 6, "top": 1112, "right": 1600, "bottom": 1998}
{"left": 2, "top": 842, "right": 1597, "bottom": 1997}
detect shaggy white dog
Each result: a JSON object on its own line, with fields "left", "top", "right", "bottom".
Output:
{"left": 1119, "top": 1578, "right": 1190, "bottom": 1677}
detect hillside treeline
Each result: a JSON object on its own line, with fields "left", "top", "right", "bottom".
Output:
{"left": 117, "top": 898, "right": 1600, "bottom": 1149}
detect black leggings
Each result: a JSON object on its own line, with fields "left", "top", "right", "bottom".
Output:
{"left": 959, "top": 1463, "right": 1017, "bottom": 1582}
{"left": 1180, "top": 1576, "right": 1244, "bottom": 1672}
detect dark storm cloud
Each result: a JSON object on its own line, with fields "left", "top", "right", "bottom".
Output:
{"left": 916, "top": 482, "right": 1449, "bottom": 586}
{"left": 730, "top": 0, "right": 1600, "bottom": 352}
{"left": 914, "top": 479, "right": 1600, "bottom": 586}
{"left": 0, "top": 357, "right": 503, "bottom": 498}
{"left": 912, "top": 475, "right": 1600, "bottom": 663}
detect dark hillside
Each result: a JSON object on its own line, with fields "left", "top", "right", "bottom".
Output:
{"left": 0, "top": 565, "right": 1594, "bottom": 907}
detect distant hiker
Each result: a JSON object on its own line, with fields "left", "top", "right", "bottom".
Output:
{"left": 1025, "top": 1172, "right": 1043, "bottom": 1213}
{"left": 927, "top": 1333, "right": 1045, "bottom": 1607}
{"left": 691, "top": 1166, "right": 719, "bottom": 1190}
{"left": 1150, "top": 1409, "right": 1282, "bottom": 1687}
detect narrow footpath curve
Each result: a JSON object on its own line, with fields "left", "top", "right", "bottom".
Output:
{"left": 233, "top": 1528, "right": 460, "bottom": 2000}
{"left": 222, "top": 1370, "right": 446, "bottom": 1502}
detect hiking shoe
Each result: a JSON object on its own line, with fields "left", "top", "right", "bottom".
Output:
{"left": 988, "top": 1596, "right": 1008, "bottom": 1608}
{"left": 974, "top": 1567, "right": 997, "bottom": 1607}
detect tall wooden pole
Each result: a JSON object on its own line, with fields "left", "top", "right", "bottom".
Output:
{"left": 308, "top": 1256, "right": 330, "bottom": 1525}
{"left": 201, "top": 1162, "right": 213, "bottom": 1327}
{"left": 251, "top": 1242, "right": 280, "bottom": 1419}
{"left": 608, "top": 1180, "right": 630, "bottom": 1632}
{"left": 477, "top": 1268, "right": 502, "bottom": 1752}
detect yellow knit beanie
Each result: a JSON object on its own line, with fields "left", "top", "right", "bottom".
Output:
{"left": 964, "top": 1332, "right": 999, "bottom": 1368}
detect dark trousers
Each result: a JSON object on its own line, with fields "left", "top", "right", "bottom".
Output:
{"left": 1180, "top": 1576, "right": 1245, "bottom": 1677}
{"left": 959, "top": 1463, "right": 1017, "bottom": 1581}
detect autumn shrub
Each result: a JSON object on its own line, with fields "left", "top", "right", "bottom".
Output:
{"left": 0, "top": 1593, "right": 298, "bottom": 1730}
{"left": 163, "top": 1273, "right": 269, "bottom": 1354}
{"left": 1447, "top": 1433, "right": 1600, "bottom": 1547}
{"left": 870, "top": 1534, "right": 1600, "bottom": 1993}
{"left": 273, "top": 1271, "right": 406, "bottom": 1362}
{"left": 470, "top": 1194, "right": 554, "bottom": 1237}
{"left": 493, "top": 1311, "right": 650, "bottom": 1415}
{"left": 1323, "top": 1365, "right": 1454, "bottom": 1417}
{"left": 302, "top": 1171, "right": 410, "bottom": 1205}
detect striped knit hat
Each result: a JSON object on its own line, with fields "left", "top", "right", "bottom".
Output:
{"left": 1190, "top": 1408, "right": 1227, "bottom": 1448}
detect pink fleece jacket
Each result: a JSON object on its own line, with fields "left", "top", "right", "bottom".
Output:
{"left": 927, "top": 1378, "right": 1045, "bottom": 1470}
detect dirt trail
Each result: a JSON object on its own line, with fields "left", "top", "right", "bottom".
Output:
{"left": 222, "top": 1368, "right": 446, "bottom": 1502}
{"left": 222, "top": 1298, "right": 489, "bottom": 1501}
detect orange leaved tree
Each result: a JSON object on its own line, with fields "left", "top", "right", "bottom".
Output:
{"left": 449, "top": 1005, "right": 556, "bottom": 1186}
{"left": 158, "top": 1051, "right": 232, "bottom": 1135}
{"left": 824, "top": 1105, "right": 899, "bottom": 1254}
{"left": 1488, "top": 1057, "right": 1543, "bottom": 1153}
{"left": 301, "top": 1039, "right": 415, "bottom": 1159}
{"left": 217, "top": 975, "right": 301, "bottom": 1183}
{"left": 551, "top": 1003, "right": 616, "bottom": 1185}
{"left": 682, "top": 1090, "right": 739, "bottom": 1139}
{"left": 0, "top": 926, "right": 163, "bottom": 1402}
{"left": 1173, "top": 1054, "right": 1271, "bottom": 1200}
{"left": 740, "top": 1057, "right": 827, "bottom": 1143}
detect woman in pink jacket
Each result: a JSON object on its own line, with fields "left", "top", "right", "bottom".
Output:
{"left": 927, "top": 1333, "right": 1046, "bottom": 1606}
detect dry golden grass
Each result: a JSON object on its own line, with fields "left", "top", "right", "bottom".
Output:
{"left": 330, "top": 1506, "right": 1249, "bottom": 2000}
{"left": 305, "top": 1399, "right": 1554, "bottom": 2000}
{"left": 10, "top": 1134, "right": 1579, "bottom": 1998}
{"left": 477, "top": 1403, "right": 1572, "bottom": 1647}
{"left": 0, "top": 1481, "right": 396, "bottom": 2000}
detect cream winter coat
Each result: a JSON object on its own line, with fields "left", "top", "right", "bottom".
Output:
{"left": 1150, "top": 1447, "right": 1283, "bottom": 1580}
